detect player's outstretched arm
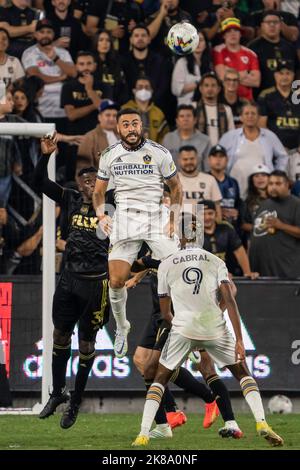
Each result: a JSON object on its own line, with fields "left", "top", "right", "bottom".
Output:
{"left": 219, "top": 282, "right": 245, "bottom": 362}
{"left": 33, "top": 134, "right": 64, "bottom": 203}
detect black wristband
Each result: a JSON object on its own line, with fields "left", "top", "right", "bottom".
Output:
{"left": 53, "top": 55, "right": 60, "bottom": 63}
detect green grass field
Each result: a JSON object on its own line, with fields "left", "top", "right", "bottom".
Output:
{"left": 0, "top": 414, "right": 299, "bottom": 450}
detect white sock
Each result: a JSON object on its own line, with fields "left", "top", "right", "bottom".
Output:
{"left": 109, "top": 286, "right": 128, "bottom": 330}
{"left": 240, "top": 376, "right": 265, "bottom": 422}
{"left": 225, "top": 420, "right": 239, "bottom": 430}
{"left": 140, "top": 383, "right": 165, "bottom": 437}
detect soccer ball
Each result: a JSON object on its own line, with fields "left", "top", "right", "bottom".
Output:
{"left": 167, "top": 22, "right": 199, "bottom": 56}
{"left": 268, "top": 395, "right": 293, "bottom": 414}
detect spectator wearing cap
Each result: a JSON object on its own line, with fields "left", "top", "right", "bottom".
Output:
{"left": 241, "top": 163, "right": 270, "bottom": 238}
{"left": 122, "top": 76, "right": 169, "bottom": 143}
{"left": 61, "top": 50, "right": 108, "bottom": 137}
{"left": 46, "top": 0, "right": 86, "bottom": 61}
{"left": 219, "top": 68, "right": 248, "bottom": 128}
{"left": 0, "top": 0, "right": 38, "bottom": 59}
{"left": 177, "top": 145, "right": 222, "bottom": 222}
{"left": 219, "top": 101, "right": 288, "bottom": 199}
{"left": 21, "top": 19, "right": 76, "bottom": 131}
{"left": 77, "top": 99, "right": 119, "bottom": 177}
{"left": 248, "top": 10, "right": 298, "bottom": 95}
{"left": 248, "top": 1, "right": 299, "bottom": 43}
{"left": 195, "top": 72, "right": 235, "bottom": 148}
{"left": 208, "top": 144, "right": 241, "bottom": 229}
{"left": 162, "top": 104, "right": 211, "bottom": 169}
{"left": 258, "top": 60, "right": 300, "bottom": 150}
{"left": 249, "top": 170, "right": 300, "bottom": 278}
{"left": 213, "top": 17, "right": 261, "bottom": 100}
{"left": 202, "top": 199, "right": 259, "bottom": 278}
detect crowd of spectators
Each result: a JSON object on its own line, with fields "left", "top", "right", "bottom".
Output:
{"left": 0, "top": 0, "right": 300, "bottom": 279}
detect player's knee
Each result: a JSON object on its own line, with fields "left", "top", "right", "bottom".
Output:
{"left": 53, "top": 328, "right": 72, "bottom": 346}
{"left": 133, "top": 350, "right": 145, "bottom": 374}
{"left": 79, "top": 340, "right": 95, "bottom": 355}
{"left": 109, "top": 277, "right": 126, "bottom": 289}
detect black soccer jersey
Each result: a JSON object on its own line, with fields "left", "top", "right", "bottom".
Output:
{"left": 60, "top": 189, "right": 109, "bottom": 274}
{"left": 203, "top": 222, "right": 242, "bottom": 274}
{"left": 34, "top": 155, "right": 109, "bottom": 275}
{"left": 258, "top": 87, "right": 300, "bottom": 149}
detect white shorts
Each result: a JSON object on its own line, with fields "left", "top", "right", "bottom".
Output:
{"left": 159, "top": 327, "right": 238, "bottom": 371}
{"left": 108, "top": 207, "right": 180, "bottom": 264}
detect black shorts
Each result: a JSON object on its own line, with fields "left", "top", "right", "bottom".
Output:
{"left": 153, "top": 320, "right": 171, "bottom": 351}
{"left": 138, "top": 313, "right": 162, "bottom": 350}
{"left": 52, "top": 270, "right": 109, "bottom": 342}
{"left": 138, "top": 314, "right": 170, "bottom": 352}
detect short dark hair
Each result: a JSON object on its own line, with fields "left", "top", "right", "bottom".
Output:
{"left": 270, "top": 170, "right": 289, "bottom": 182}
{"left": 261, "top": 10, "right": 282, "bottom": 24}
{"left": 176, "top": 104, "right": 196, "bottom": 118}
{"left": 179, "top": 145, "right": 198, "bottom": 154}
{"left": 200, "top": 72, "right": 222, "bottom": 87}
{"left": 117, "top": 108, "right": 142, "bottom": 121}
{"left": 76, "top": 50, "right": 96, "bottom": 62}
{"left": 134, "top": 75, "right": 153, "bottom": 88}
{"left": 131, "top": 23, "right": 150, "bottom": 36}
{"left": 0, "top": 27, "right": 10, "bottom": 40}
{"left": 241, "top": 101, "right": 259, "bottom": 114}
{"left": 77, "top": 167, "right": 97, "bottom": 177}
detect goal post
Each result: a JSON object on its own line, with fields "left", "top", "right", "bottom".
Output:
{"left": 0, "top": 122, "right": 56, "bottom": 412}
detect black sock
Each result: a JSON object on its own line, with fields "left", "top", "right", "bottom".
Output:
{"left": 72, "top": 350, "right": 95, "bottom": 406}
{"left": 52, "top": 342, "right": 71, "bottom": 396}
{"left": 164, "top": 386, "right": 177, "bottom": 413}
{"left": 206, "top": 374, "right": 235, "bottom": 422}
{"left": 145, "top": 379, "right": 167, "bottom": 425}
{"left": 171, "top": 367, "right": 214, "bottom": 403}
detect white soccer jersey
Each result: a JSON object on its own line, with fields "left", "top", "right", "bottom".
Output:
{"left": 22, "top": 45, "right": 73, "bottom": 118}
{"left": 0, "top": 55, "right": 24, "bottom": 86}
{"left": 97, "top": 139, "right": 177, "bottom": 211}
{"left": 157, "top": 247, "right": 230, "bottom": 340}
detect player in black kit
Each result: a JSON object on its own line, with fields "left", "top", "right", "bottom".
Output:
{"left": 36, "top": 135, "right": 110, "bottom": 429}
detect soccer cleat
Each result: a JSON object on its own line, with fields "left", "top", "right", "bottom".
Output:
{"left": 39, "top": 391, "right": 69, "bottom": 419}
{"left": 219, "top": 426, "right": 244, "bottom": 439}
{"left": 132, "top": 435, "right": 149, "bottom": 447}
{"left": 149, "top": 424, "right": 173, "bottom": 439}
{"left": 60, "top": 402, "right": 80, "bottom": 429}
{"left": 114, "top": 320, "right": 131, "bottom": 358}
{"left": 166, "top": 410, "right": 187, "bottom": 429}
{"left": 203, "top": 400, "right": 220, "bottom": 428}
{"left": 256, "top": 421, "right": 284, "bottom": 447}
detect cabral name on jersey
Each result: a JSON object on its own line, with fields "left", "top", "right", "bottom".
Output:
{"left": 173, "top": 253, "right": 210, "bottom": 264}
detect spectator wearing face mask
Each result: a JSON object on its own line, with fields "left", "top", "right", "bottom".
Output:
{"left": 121, "top": 76, "right": 169, "bottom": 143}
